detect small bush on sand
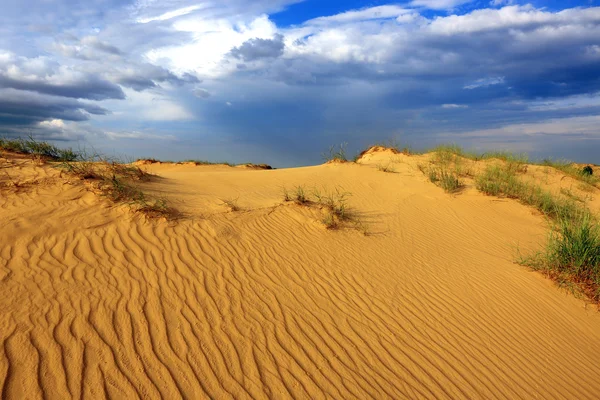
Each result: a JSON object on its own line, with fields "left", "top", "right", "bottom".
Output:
{"left": 425, "top": 166, "right": 462, "bottom": 193}
{"left": 322, "top": 143, "right": 348, "bottom": 163}
{"left": 0, "top": 137, "right": 79, "bottom": 161}
{"left": 520, "top": 212, "right": 600, "bottom": 302}
{"left": 476, "top": 164, "right": 580, "bottom": 221}
{"left": 221, "top": 197, "right": 241, "bottom": 212}
{"left": 294, "top": 185, "right": 308, "bottom": 204}
{"left": 377, "top": 163, "right": 396, "bottom": 173}
{"left": 542, "top": 159, "right": 599, "bottom": 186}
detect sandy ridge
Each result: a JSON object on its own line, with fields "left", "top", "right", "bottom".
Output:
{"left": 1, "top": 152, "right": 600, "bottom": 399}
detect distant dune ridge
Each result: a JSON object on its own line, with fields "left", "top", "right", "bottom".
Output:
{"left": 2, "top": 144, "right": 600, "bottom": 399}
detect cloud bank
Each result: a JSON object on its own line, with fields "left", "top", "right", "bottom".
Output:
{"left": 0, "top": 1, "right": 599, "bottom": 165}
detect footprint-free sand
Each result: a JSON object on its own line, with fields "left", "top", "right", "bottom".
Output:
{"left": 2, "top": 149, "right": 600, "bottom": 399}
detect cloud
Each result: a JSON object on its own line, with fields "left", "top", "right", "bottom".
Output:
{"left": 230, "top": 34, "right": 285, "bottom": 61}
{"left": 1, "top": 1, "right": 600, "bottom": 165}
{"left": 193, "top": 88, "right": 211, "bottom": 98}
{"left": 307, "top": 6, "right": 412, "bottom": 24}
{"left": 137, "top": 5, "right": 206, "bottom": 24}
{"left": 0, "top": 54, "right": 125, "bottom": 100}
{"left": 146, "top": 14, "right": 280, "bottom": 77}
{"left": 410, "top": 0, "right": 474, "bottom": 10}
{"left": 447, "top": 115, "right": 600, "bottom": 139}
{"left": 442, "top": 104, "right": 469, "bottom": 108}
{"left": 0, "top": 88, "right": 110, "bottom": 132}
{"left": 464, "top": 77, "right": 505, "bottom": 90}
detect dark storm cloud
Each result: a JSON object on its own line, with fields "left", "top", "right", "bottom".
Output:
{"left": 230, "top": 34, "right": 286, "bottom": 61}
{"left": 0, "top": 88, "right": 109, "bottom": 126}
{"left": 0, "top": 73, "right": 125, "bottom": 101}
{"left": 112, "top": 64, "right": 199, "bottom": 91}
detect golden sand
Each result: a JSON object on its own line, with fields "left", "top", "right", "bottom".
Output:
{"left": 1, "top": 149, "right": 600, "bottom": 399}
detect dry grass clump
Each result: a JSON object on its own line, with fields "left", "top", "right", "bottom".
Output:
{"left": 377, "top": 163, "right": 396, "bottom": 173}
{"left": 221, "top": 197, "right": 241, "bottom": 212}
{"left": 0, "top": 137, "right": 79, "bottom": 161}
{"left": 417, "top": 162, "right": 463, "bottom": 193}
{"left": 322, "top": 143, "right": 348, "bottom": 163}
{"left": 541, "top": 159, "right": 598, "bottom": 187}
{"left": 427, "top": 167, "right": 462, "bottom": 193}
{"left": 476, "top": 163, "right": 580, "bottom": 221}
{"left": 282, "top": 185, "right": 365, "bottom": 233}
{"left": 313, "top": 187, "right": 352, "bottom": 229}
{"left": 59, "top": 159, "right": 174, "bottom": 218}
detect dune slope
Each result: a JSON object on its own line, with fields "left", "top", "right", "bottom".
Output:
{"left": 1, "top": 151, "right": 600, "bottom": 399}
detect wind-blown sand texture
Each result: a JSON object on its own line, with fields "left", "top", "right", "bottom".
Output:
{"left": 2, "top": 149, "right": 600, "bottom": 399}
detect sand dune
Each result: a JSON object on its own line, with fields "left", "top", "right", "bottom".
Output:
{"left": 2, "top": 150, "right": 600, "bottom": 399}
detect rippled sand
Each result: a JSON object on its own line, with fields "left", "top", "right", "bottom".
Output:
{"left": 1, "top": 149, "right": 600, "bottom": 399}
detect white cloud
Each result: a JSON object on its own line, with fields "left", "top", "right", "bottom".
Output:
{"left": 450, "top": 115, "right": 600, "bottom": 138}
{"left": 410, "top": 0, "right": 474, "bottom": 10}
{"left": 442, "top": 103, "right": 469, "bottom": 109}
{"left": 464, "top": 77, "right": 505, "bottom": 89}
{"left": 307, "top": 6, "right": 412, "bottom": 25}
{"left": 137, "top": 5, "right": 205, "bottom": 23}
{"left": 105, "top": 131, "right": 176, "bottom": 140}
{"left": 490, "top": 0, "right": 513, "bottom": 6}
{"left": 145, "top": 15, "right": 278, "bottom": 77}
{"left": 528, "top": 92, "right": 600, "bottom": 111}
{"left": 100, "top": 88, "right": 193, "bottom": 121}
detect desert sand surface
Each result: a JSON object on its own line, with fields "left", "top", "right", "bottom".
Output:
{"left": 2, "top": 148, "right": 600, "bottom": 399}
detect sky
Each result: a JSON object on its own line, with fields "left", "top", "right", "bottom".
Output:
{"left": 1, "top": 0, "right": 600, "bottom": 167}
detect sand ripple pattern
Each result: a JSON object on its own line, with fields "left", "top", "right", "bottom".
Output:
{"left": 2, "top": 164, "right": 600, "bottom": 399}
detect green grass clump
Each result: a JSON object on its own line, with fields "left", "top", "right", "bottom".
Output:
{"left": 520, "top": 212, "right": 600, "bottom": 301}
{"left": 476, "top": 164, "right": 580, "bottom": 221}
{"left": 0, "top": 136, "right": 79, "bottom": 161}
{"left": 424, "top": 165, "right": 462, "bottom": 193}
{"left": 294, "top": 186, "right": 308, "bottom": 204}
{"left": 313, "top": 187, "right": 353, "bottom": 229}
{"left": 541, "top": 159, "right": 599, "bottom": 186}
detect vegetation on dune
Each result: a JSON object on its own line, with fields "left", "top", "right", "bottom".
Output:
{"left": 377, "top": 163, "right": 397, "bottom": 173}
{"left": 475, "top": 162, "right": 600, "bottom": 302}
{"left": 1, "top": 137, "right": 175, "bottom": 218}
{"left": 0, "top": 136, "right": 79, "bottom": 161}
{"left": 282, "top": 184, "right": 366, "bottom": 233}
{"left": 541, "top": 159, "right": 598, "bottom": 187}
{"left": 322, "top": 142, "right": 349, "bottom": 163}
{"left": 520, "top": 212, "right": 600, "bottom": 302}
{"left": 405, "top": 143, "right": 600, "bottom": 303}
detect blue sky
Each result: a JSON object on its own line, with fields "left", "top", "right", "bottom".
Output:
{"left": 1, "top": 0, "right": 600, "bottom": 166}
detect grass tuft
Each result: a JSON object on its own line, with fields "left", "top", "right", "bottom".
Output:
{"left": 520, "top": 212, "right": 600, "bottom": 302}
{"left": 221, "top": 197, "right": 241, "bottom": 212}
{"left": 0, "top": 136, "right": 79, "bottom": 161}
{"left": 322, "top": 143, "right": 348, "bottom": 163}
{"left": 476, "top": 163, "right": 581, "bottom": 221}
{"left": 541, "top": 159, "right": 599, "bottom": 186}
{"left": 377, "top": 163, "right": 396, "bottom": 173}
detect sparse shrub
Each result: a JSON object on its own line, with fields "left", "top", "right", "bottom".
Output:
{"left": 0, "top": 136, "right": 79, "bottom": 161}
{"left": 426, "top": 166, "right": 462, "bottom": 193}
{"left": 282, "top": 187, "right": 291, "bottom": 202}
{"left": 294, "top": 185, "right": 308, "bottom": 204}
{"left": 476, "top": 164, "right": 580, "bottom": 221}
{"left": 322, "top": 143, "right": 348, "bottom": 163}
{"left": 542, "top": 159, "right": 598, "bottom": 186}
{"left": 221, "top": 197, "right": 240, "bottom": 212}
{"left": 582, "top": 165, "right": 593, "bottom": 176}
{"left": 377, "top": 163, "right": 396, "bottom": 173}
{"left": 520, "top": 212, "right": 600, "bottom": 301}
